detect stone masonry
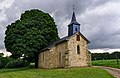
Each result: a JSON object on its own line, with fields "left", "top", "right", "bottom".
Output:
{"left": 38, "top": 32, "right": 91, "bottom": 68}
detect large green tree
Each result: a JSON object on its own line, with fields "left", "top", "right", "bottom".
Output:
{"left": 5, "top": 9, "right": 59, "bottom": 68}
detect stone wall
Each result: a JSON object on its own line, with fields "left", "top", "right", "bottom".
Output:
{"left": 38, "top": 32, "right": 91, "bottom": 68}
{"left": 86, "top": 50, "right": 92, "bottom": 66}
{"left": 38, "top": 41, "right": 68, "bottom": 68}
{"left": 38, "top": 50, "right": 50, "bottom": 68}
{"left": 55, "top": 41, "right": 68, "bottom": 68}
{"left": 68, "top": 33, "right": 91, "bottom": 67}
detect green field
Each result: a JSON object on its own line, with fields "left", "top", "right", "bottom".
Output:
{"left": 0, "top": 67, "right": 115, "bottom": 78}
{"left": 92, "top": 59, "right": 120, "bottom": 68}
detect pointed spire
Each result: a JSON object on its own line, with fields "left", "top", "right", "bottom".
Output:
{"left": 71, "top": 11, "right": 77, "bottom": 23}
{"left": 69, "top": 5, "right": 80, "bottom": 25}
{"left": 71, "top": 4, "right": 76, "bottom": 23}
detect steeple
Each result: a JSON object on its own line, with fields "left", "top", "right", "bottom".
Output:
{"left": 69, "top": 11, "right": 80, "bottom": 25}
{"left": 68, "top": 5, "right": 80, "bottom": 36}
{"left": 71, "top": 11, "right": 77, "bottom": 23}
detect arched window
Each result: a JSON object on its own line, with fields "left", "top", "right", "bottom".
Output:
{"left": 77, "top": 45, "right": 80, "bottom": 54}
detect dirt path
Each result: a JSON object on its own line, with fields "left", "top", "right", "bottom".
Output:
{"left": 93, "top": 66, "right": 120, "bottom": 78}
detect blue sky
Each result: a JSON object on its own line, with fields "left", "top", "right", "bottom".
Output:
{"left": 0, "top": 0, "right": 120, "bottom": 53}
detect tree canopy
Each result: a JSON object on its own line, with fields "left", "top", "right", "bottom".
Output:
{"left": 92, "top": 51, "right": 120, "bottom": 60}
{"left": 4, "top": 9, "right": 59, "bottom": 67}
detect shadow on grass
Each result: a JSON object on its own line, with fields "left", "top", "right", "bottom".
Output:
{"left": 0, "top": 67, "right": 30, "bottom": 73}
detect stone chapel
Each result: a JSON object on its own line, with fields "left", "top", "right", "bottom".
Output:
{"left": 38, "top": 10, "right": 91, "bottom": 68}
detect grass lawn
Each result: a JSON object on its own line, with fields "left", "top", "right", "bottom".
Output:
{"left": 92, "top": 59, "right": 120, "bottom": 68}
{"left": 0, "top": 67, "right": 115, "bottom": 78}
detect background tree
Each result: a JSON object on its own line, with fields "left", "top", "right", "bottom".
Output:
{"left": 5, "top": 9, "right": 59, "bottom": 68}
{"left": 0, "top": 53, "right": 4, "bottom": 57}
{"left": 92, "top": 52, "right": 120, "bottom": 60}
{"left": 111, "top": 52, "right": 120, "bottom": 65}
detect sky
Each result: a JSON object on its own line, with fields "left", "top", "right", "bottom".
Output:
{"left": 0, "top": 0, "right": 120, "bottom": 54}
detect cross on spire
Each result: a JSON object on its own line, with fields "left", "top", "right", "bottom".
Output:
{"left": 69, "top": 4, "right": 79, "bottom": 25}
{"left": 73, "top": 4, "right": 75, "bottom": 12}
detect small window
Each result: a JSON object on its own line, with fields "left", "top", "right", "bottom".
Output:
{"left": 59, "top": 53, "right": 62, "bottom": 61}
{"left": 65, "top": 52, "right": 68, "bottom": 54}
{"left": 76, "top": 35, "right": 80, "bottom": 41}
{"left": 77, "top": 45, "right": 80, "bottom": 54}
{"left": 43, "top": 53, "right": 44, "bottom": 62}
{"left": 75, "top": 28, "right": 77, "bottom": 31}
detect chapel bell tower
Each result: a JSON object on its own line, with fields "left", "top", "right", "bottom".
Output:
{"left": 68, "top": 6, "right": 80, "bottom": 36}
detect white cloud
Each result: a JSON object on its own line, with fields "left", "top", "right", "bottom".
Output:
{"left": 0, "top": 11, "right": 7, "bottom": 22}
{"left": 0, "top": 0, "right": 15, "bottom": 49}
{"left": 90, "top": 48, "right": 120, "bottom": 53}
{"left": 0, "top": 49, "right": 11, "bottom": 57}
{"left": 0, "top": 0, "right": 15, "bottom": 10}
{"left": 0, "top": 0, "right": 14, "bottom": 22}
{"left": 78, "top": 1, "right": 120, "bottom": 48}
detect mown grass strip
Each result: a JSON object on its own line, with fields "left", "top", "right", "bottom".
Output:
{"left": 92, "top": 59, "right": 120, "bottom": 68}
{"left": 0, "top": 67, "right": 115, "bottom": 78}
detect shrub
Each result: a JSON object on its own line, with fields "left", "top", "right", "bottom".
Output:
{"left": 29, "top": 63, "right": 35, "bottom": 68}
{"left": 0, "top": 57, "right": 13, "bottom": 69}
{"left": 5, "top": 59, "right": 29, "bottom": 68}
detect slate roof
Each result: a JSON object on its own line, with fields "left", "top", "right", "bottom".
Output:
{"left": 40, "top": 36, "right": 68, "bottom": 52}
{"left": 40, "top": 32, "right": 90, "bottom": 52}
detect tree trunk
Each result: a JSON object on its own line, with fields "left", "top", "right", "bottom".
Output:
{"left": 34, "top": 53, "right": 39, "bottom": 68}
{"left": 116, "top": 54, "right": 119, "bottom": 65}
